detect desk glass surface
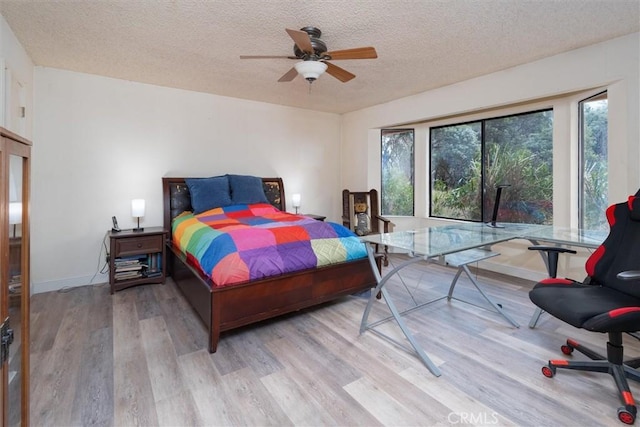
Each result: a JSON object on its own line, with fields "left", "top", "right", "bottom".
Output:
{"left": 361, "top": 222, "right": 607, "bottom": 255}
{"left": 522, "top": 226, "right": 607, "bottom": 248}
{"left": 360, "top": 222, "right": 548, "bottom": 256}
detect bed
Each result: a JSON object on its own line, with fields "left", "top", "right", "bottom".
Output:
{"left": 162, "top": 175, "right": 376, "bottom": 352}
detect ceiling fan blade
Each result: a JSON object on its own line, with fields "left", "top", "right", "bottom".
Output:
{"left": 286, "top": 28, "right": 313, "bottom": 54}
{"left": 240, "top": 55, "right": 296, "bottom": 59}
{"left": 325, "top": 62, "right": 355, "bottom": 83}
{"left": 326, "top": 47, "right": 378, "bottom": 60}
{"left": 277, "top": 67, "right": 299, "bottom": 82}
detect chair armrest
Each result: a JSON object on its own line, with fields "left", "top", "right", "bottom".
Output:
{"left": 527, "top": 246, "right": 577, "bottom": 254}
{"left": 617, "top": 271, "right": 640, "bottom": 280}
{"left": 373, "top": 214, "right": 392, "bottom": 233}
{"left": 527, "top": 245, "right": 577, "bottom": 278}
{"left": 375, "top": 214, "right": 391, "bottom": 223}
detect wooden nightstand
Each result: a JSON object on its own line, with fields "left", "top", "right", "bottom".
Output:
{"left": 109, "top": 226, "right": 167, "bottom": 294}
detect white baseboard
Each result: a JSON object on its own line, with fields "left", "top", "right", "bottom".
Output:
{"left": 32, "top": 273, "right": 108, "bottom": 294}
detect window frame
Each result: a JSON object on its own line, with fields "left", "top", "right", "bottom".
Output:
{"left": 578, "top": 90, "right": 608, "bottom": 230}
{"left": 428, "top": 107, "right": 554, "bottom": 223}
{"left": 380, "top": 128, "right": 415, "bottom": 217}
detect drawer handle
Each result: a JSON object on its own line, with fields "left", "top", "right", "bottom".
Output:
{"left": 137, "top": 243, "right": 143, "bottom": 248}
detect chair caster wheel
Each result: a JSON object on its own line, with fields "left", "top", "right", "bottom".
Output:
{"left": 561, "top": 344, "right": 574, "bottom": 355}
{"left": 541, "top": 365, "right": 555, "bottom": 378}
{"left": 617, "top": 407, "right": 635, "bottom": 425}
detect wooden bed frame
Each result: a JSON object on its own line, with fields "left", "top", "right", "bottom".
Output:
{"left": 162, "top": 177, "right": 376, "bottom": 352}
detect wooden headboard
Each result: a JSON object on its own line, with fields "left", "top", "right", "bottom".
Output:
{"left": 162, "top": 177, "right": 286, "bottom": 234}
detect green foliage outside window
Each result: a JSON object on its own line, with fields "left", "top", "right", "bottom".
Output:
{"left": 431, "top": 110, "right": 554, "bottom": 224}
{"left": 381, "top": 129, "right": 414, "bottom": 216}
{"left": 431, "top": 123, "right": 482, "bottom": 220}
{"left": 581, "top": 96, "right": 608, "bottom": 230}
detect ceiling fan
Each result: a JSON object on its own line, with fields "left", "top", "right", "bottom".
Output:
{"left": 240, "top": 26, "right": 377, "bottom": 84}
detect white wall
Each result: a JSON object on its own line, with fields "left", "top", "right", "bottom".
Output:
{"left": 341, "top": 33, "right": 640, "bottom": 281}
{"left": 0, "top": 14, "right": 33, "bottom": 138}
{"left": 32, "top": 68, "right": 342, "bottom": 292}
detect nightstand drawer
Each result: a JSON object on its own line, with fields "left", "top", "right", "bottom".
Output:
{"left": 115, "top": 234, "right": 163, "bottom": 256}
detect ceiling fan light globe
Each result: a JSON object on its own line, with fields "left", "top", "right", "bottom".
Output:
{"left": 294, "top": 61, "right": 327, "bottom": 82}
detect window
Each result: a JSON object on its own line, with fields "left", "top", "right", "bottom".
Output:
{"left": 430, "top": 109, "right": 553, "bottom": 224}
{"left": 381, "top": 129, "right": 414, "bottom": 216}
{"left": 579, "top": 91, "right": 608, "bottom": 230}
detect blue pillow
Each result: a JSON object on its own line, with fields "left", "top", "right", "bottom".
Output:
{"left": 228, "top": 174, "right": 269, "bottom": 205}
{"left": 185, "top": 176, "right": 232, "bottom": 214}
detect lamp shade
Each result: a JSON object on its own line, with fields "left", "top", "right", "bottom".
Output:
{"left": 292, "top": 193, "right": 301, "bottom": 208}
{"left": 9, "top": 202, "right": 22, "bottom": 225}
{"left": 131, "top": 199, "right": 145, "bottom": 217}
{"left": 294, "top": 61, "right": 327, "bottom": 82}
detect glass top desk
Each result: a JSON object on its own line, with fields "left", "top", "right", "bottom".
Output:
{"left": 359, "top": 223, "right": 606, "bottom": 377}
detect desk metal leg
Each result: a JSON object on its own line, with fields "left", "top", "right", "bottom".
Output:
{"left": 447, "top": 264, "right": 520, "bottom": 328}
{"left": 529, "top": 307, "right": 544, "bottom": 328}
{"left": 444, "top": 248, "right": 519, "bottom": 327}
{"left": 360, "top": 245, "right": 442, "bottom": 377}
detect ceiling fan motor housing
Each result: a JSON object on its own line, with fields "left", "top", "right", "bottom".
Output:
{"left": 293, "top": 26, "right": 328, "bottom": 59}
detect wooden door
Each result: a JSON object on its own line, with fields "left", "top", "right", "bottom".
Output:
{"left": 1, "top": 128, "right": 30, "bottom": 426}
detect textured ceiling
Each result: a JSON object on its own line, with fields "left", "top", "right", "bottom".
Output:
{"left": 1, "top": 0, "right": 638, "bottom": 114}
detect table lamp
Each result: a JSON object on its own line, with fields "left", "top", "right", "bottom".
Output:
{"left": 131, "top": 199, "right": 145, "bottom": 232}
{"left": 292, "top": 194, "right": 301, "bottom": 214}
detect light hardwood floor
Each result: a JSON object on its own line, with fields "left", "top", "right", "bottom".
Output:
{"left": 30, "top": 254, "right": 640, "bottom": 426}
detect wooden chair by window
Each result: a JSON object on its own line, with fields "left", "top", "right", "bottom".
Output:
{"left": 342, "top": 189, "right": 392, "bottom": 271}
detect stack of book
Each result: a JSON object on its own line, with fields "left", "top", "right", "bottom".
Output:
{"left": 145, "top": 252, "right": 162, "bottom": 278}
{"left": 114, "top": 255, "right": 146, "bottom": 281}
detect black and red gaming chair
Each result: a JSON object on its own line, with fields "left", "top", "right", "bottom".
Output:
{"left": 529, "top": 190, "right": 640, "bottom": 425}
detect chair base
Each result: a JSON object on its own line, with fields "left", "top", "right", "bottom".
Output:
{"left": 543, "top": 333, "right": 639, "bottom": 425}
{"left": 563, "top": 337, "right": 640, "bottom": 369}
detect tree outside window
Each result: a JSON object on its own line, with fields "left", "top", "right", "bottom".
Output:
{"left": 381, "top": 129, "right": 414, "bottom": 216}
{"left": 579, "top": 92, "right": 608, "bottom": 230}
{"left": 430, "top": 110, "right": 553, "bottom": 224}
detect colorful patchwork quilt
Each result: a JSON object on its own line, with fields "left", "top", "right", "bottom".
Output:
{"left": 172, "top": 203, "right": 368, "bottom": 287}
